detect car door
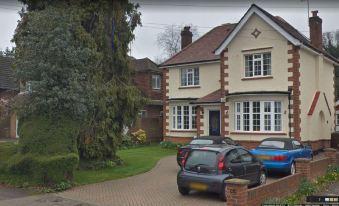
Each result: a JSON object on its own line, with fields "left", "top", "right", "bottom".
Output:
{"left": 237, "top": 148, "right": 260, "bottom": 185}
{"left": 292, "top": 140, "right": 303, "bottom": 159}
{"left": 225, "top": 149, "right": 245, "bottom": 179}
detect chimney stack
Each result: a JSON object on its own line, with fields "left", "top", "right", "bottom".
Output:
{"left": 181, "top": 26, "right": 193, "bottom": 50}
{"left": 309, "top": 10, "right": 323, "bottom": 50}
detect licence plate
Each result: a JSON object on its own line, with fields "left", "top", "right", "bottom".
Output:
{"left": 257, "top": 155, "right": 272, "bottom": 160}
{"left": 190, "top": 182, "right": 208, "bottom": 191}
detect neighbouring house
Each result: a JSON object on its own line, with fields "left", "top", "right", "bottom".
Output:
{"left": 131, "top": 57, "right": 163, "bottom": 142}
{"left": 0, "top": 56, "right": 19, "bottom": 139}
{"left": 160, "top": 4, "right": 339, "bottom": 151}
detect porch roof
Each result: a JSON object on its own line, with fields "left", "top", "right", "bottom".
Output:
{"left": 191, "top": 89, "right": 222, "bottom": 105}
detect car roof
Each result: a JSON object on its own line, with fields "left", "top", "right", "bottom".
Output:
{"left": 261, "top": 137, "right": 298, "bottom": 142}
{"left": 191, "top": 144, "right": 240, "bottom": 152}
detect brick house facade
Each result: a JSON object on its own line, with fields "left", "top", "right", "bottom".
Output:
{"left": 0, "top": 56, "right": 19, "bottom": 139}
{"left": 131, "top": 57, "right": 163, "bottom": 141}
{"left": 160, "top": 4, "right": 339, "bottom": 150}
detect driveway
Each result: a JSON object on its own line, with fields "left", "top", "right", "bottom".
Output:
{"left": 60, "top": 155, "right": 226, "bottom": 206}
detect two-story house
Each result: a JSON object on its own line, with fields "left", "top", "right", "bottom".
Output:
{"left": 0, "top": 56, "right": 19, "bottom": 139}
{"left": 160, "top": 4, "right": 339, "bottom": 151}
{"left": 131, "top": 57, "right": 163, "bottom": 141}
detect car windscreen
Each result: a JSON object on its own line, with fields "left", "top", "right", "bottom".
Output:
{"left": 190, "top": 139, "right": 214, "bottom": 145}
{"left": 184, "top": 150, "right": 218, "bottom": 173}
{"left": 257, "top": 140, "right": 286, "bottom": 149}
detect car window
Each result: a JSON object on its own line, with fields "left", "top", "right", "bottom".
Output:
{"left": 226, "top": 149, "right": 240, "bottom": 163}
{"left": 292, "top": 140, "right": 302, "bottom": 149}
{"left": 184, "top": 150, "right": 217, "bottom": 170}
{"left": 190, "top": 139, "right": 214, "bottom": 145}
{"left": 224, "top": 138, "right": 235, "bottom": 145}
{"left": 258, "top": 140, "right": 285, "bottom": 149}
{"left": 237, "top": 149, "right": 253, "bottom": 162}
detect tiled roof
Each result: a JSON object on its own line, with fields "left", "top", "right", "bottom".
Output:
{"left": 161, "top": 24, "right": 236, "bottom": 67}
{"left": 131, "top": 57, "right": 161, "bottom": 73}
{"left": 194, "top": 89, "right": 222, "bottom": 104}
{"left": 0, "top": 56, "right": 18, "bottom": 90}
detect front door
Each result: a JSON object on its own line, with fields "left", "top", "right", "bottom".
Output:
{"left": 209, "top": 110, "right": 220, "bottom": 136}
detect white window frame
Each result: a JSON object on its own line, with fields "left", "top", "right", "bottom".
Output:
{"left": 151, "top": 74, "right": 161, "bottom": 90}
{"left": 244, "top": 52, "right": 271, "bottom": 77}
{"left": 180, "top": 67, "right": 199, "bottom": 87}
{"left": 171, "top": 105, "right": 197, "bottom": 130}
{"left": 234, "top": 101, "right": 283, "bottom": 132}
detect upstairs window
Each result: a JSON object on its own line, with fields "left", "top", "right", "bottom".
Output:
{"left": 152, "top": 75, "right": 161, "bottom": 90}
{"left": 245, "top": 53, "right": 271, "bottom": 77}
{"left": 181, "top": 67, "right": 199, "bottom": 87}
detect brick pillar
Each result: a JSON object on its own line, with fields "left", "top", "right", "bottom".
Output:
{"left": 324, "top": 148, "right": 338, "bottom": 165}
{"left": 162, "top": 68, "right": 169, "bottom": 140}
{"left": 295, "top": 158, "right": 311, "bottom": 180}
{"left": 225, "top": 178, "right": 249, "bottom": 206}
{"left": 196, "top": 106, "right": 202, "bottom": 137}
{"left": 220, "top": 49, "right": 229, "bottom": 137}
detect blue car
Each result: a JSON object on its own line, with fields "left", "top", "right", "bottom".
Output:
{"left": 250, "top": 137, "right": 313, "bottom": 175}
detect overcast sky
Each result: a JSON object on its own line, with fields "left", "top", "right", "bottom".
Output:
{"left": 1, "top": 0, "right": 339, "bottom": 62}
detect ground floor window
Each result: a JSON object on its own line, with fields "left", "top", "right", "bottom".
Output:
{"left": 235, "top": 101, "right": 282, "bottom": 132}
{"left": 172, "top": 105, "right": 196, "bottom": 130}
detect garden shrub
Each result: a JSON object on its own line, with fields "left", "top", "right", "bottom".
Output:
{"left": 18, "top": 116, "right": 79, "bottom": 155}
{"left": 160, "top": 141, "right": 184, "bottom": 149}
{"left": 6, "top": 116, "right": 80, "bottom": 185}
{"left": 131, "top": 129, "right": 146, "bottom": 144}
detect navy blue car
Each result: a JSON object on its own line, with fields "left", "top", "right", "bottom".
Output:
{"left": 250, "top": 137, "right": 313, "bottom": 175}
{"left": 177, "top": 145, "right": 266, "bottom": 201}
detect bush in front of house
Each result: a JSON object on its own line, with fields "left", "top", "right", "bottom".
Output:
{"left": 6, "top": 116, "right": 80, "bottom": 185}
{"left": 131, "top": 129, "right": 147, "bottom": 144}
{"left": 160, "top": 141, "right": 184, "bottom": 149}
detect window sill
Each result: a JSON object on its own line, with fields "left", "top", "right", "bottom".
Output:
{"left": 152, "top": 88, "right": 161, "bottom": 92}
{"left": 170, "top": 129, "right": 197, "bottom": 133}
{"left": 179, "top": 86, "right": 201, "bottom": 89}
{"left": 230, "top": 131, "right": 287, "bottom": 135}
{"left": 241, "top": 76, "right": 273, "bottom": 81}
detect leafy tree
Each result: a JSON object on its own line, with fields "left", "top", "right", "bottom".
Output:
{"left": 13, "top": 0, "right": 145, "bottom": 162}
{"left": 323, "top": 31, "right": 339, "bottom": 58}
{"left": 156, "top": 24, "right": 199, "bottom": 62}
{"left": 0, "top": 47, "right": 15, "bottom": 57}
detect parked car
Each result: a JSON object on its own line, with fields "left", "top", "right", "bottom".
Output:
{"left": 177, "top": 145, "right": 266, "bottom": 201}
{"left": 250, "top": 137, "right": 313, "bottom": 175}
{"left": 177, "top": 136, "right": 239, "bottom": 166}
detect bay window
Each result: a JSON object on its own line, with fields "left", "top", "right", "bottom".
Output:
{"left": 181, "top": 67, "right": 199, "bottom": 86}
{"left": 235, "top": 101, "right": 282, "bottom": 132}
{"left": 245, "top": 53, "right": 271, "bottom": 77}
{"left": 172, "top": 105, "right": 197, "bottom": 130}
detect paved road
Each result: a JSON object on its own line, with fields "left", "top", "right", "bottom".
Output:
{"left": 0, "top": 185, "right": 33, "bottom": 201}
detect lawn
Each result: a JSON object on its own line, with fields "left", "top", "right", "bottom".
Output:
{"left": 74, "top": 145, "right": 176, "bottom": 185}
{"left": 0, "top": 142, "right": 176, "bottom": 186}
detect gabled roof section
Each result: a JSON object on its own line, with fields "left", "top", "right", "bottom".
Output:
{"left": 214, "top": 4, "right": 339, "bottom": 64}
{"left": 0, "top": 56, "right": 18, "bottom": 91}
{"left": 214, "top": 4, "right": 302, "bottom": 55}
{"left": 131, "top": 57, "right": 161, "bottom": 73}
{"left": 161, "top": 24, "right": 236, "bottom": 67}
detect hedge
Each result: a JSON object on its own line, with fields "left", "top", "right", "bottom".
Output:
{"left": 7, "top": 153, "right": 79, "bottom": 185}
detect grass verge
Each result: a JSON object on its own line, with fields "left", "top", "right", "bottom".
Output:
{"left": 74, "top": 145, "right": 176, "bottom": 185}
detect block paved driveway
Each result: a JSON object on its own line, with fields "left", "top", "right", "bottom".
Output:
{"left": 60, "top": 155, "right": 226, "bottom": 206}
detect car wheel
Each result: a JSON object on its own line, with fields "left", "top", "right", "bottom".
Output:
{"left": 290, "top": 162, "right": 296, "bottom": 175}
{"left": 178, "top": 187, "right": 189, "bottom": 195}
{"left": 219, "top": 186, "right": 226, "bottom": 201}
{"left": 259, "top": 170, "right": 267, "bottom": 185}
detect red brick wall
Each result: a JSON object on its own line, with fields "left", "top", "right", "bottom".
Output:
{"left": 220, "top": 49, "right": 229, "bottom": 136}
{"left": 131, "top": 117, "right": 163, "bottom": 142}
{"left": 310, "top": 158, "right": 332, "bottom": 180}
{"left": 143, "top": 105, "right": 162, "bottom": 118}
{"left": 288, "top": 43, "right": 301, "bottom": 140}
{"left": 163, "top": 68, "right": 169, "bottom": 138}
{"left": 247, "top": 174, "right": 302, "bottom": 206}
{"left": 164, "top": 136, "right": 193, "bottom": 144}
{"left": 133, "top": 71, "right": 162, "bottom": 100}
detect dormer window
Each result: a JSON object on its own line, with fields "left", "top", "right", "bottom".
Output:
{"left": 181, "top": 67, "right": 199, "bottom": 87}
{"left": 245, "top": 53, "right": 271, "bottom": 77}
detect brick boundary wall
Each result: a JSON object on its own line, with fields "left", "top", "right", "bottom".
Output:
{"left": 287, "top": 43, "right": 301, "bottom": 140}
{"left": 225, "top": 149, "right": 339, "bottom": 206}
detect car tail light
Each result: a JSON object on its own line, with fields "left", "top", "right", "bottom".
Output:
{"left": 273, "top": 156, "right": 286, "bottom": 161}
{"left": 181, "top": 152, "right": 189, "bottom": 167}
{"left": 218, "top": 155, "right": 225, "bottom": 171}
{"left": 178, "top": 149, "right": 184, "bottom": 155}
